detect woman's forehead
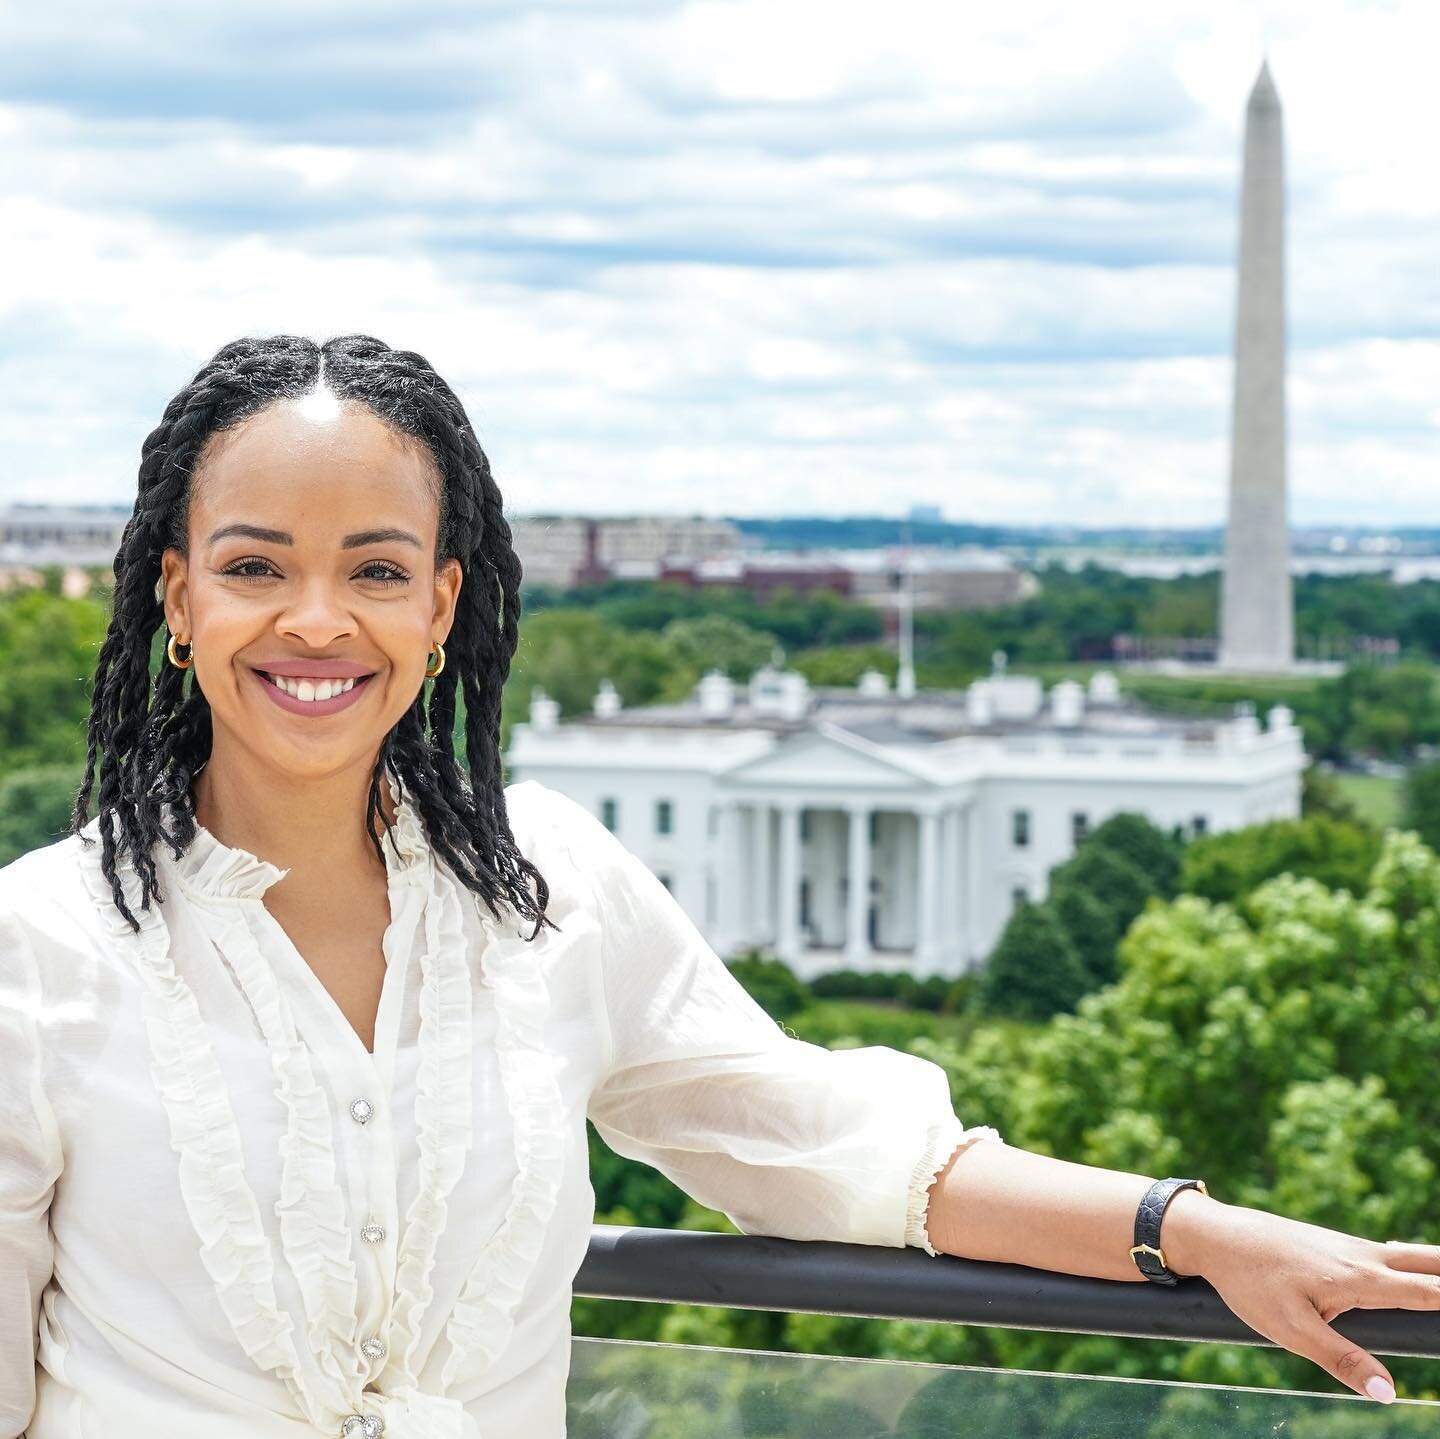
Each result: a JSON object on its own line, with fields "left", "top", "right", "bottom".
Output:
{"left": 192, "top": 401, "right": 439, "bottom": 530}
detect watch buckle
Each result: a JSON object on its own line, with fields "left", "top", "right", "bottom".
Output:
{"left": 1130, "top": 1242, "right": 1167, "bottom": 1266}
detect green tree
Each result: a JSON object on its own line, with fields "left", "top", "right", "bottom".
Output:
{"left": 1085, "top": 812, "right": 1182, "bottom": 898}
{"left": 1180, "top": 815, "right": 1383, "bottom": 908}
{"left": 0, "top": 764, "right": 83, "bottom": 864}
{"left": 979, "top": 901, "right": 1090, "bottom": 1021}
{"left": 1047, "top": 880, "right": 1119, "bottom": 988}
{"left": 659, "top": 615, "right": 776, "bottom": 683}
{"left": 1400, "top": 759, "right": 1440, "bottom": 853}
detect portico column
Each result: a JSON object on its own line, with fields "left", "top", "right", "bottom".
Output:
{"left": 844, "top": 802, "right": 871, "bottom": 965}
{"left": 713, "top": 801, "right": 742, "bottom": 955}
{"left": 749, "top": 802, "right": 772, "bottom": 950}
{"left": 916, "top": 807, "right": 942, "bottom": 973}
{"left": 965, "top": 802, "right": 982, "bottom": 973}
{"left": 776, "top": 799, "right": 802, "bottom": 964}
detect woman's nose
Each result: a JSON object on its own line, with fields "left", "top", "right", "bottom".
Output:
{"left": 274, "top": 578, "right": 360, "bottom": 646}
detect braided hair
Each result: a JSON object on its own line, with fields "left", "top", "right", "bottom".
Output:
{"left": 71, "top": 333, "right": 554, "bottom": 941}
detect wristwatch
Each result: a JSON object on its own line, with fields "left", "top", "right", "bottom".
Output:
{"left": 1130, "top": 1177, "right": 1209, "bottom": 1285}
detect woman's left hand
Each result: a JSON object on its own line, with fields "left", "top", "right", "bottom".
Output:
{"left": 1174, "top": 1200, "right": 1440, "bottom": 1405}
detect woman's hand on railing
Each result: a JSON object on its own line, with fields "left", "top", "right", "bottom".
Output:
{"left": 1170, "top": 1202, "right": 1439, "bottom": 1405}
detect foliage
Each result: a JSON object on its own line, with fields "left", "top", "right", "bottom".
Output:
{"left": 977, "top": 901, "right": 1091, "bottom": 1021}
{"left": 1180, "top": 815, "right": 1384, "bottom": 909}
{"left": 1300, "top": 763, "right": 1361, "bottom": 823}
{"left": 656, "top": 614, "right": 777, "bottom": 684}
{"left": 0, "top": 764, "right": 83, "bottom": 864}
{"left": 1084, "top": 811, "right": 1183, "bottom": 898}
{"left": 1400, "top": 759, "right": 1440, "bottom": 854}
{"left": 0, "top": 588, "right": 108, "bottom": 771}
{"left": 723, "top": 954, "right": 810, "bottom": 1020}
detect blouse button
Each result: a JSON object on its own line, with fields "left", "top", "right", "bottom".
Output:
{"left": 350, "top": 1098, "right": 375, "bottom": 1125}
{"left": 360, "top": 1335, "right": 388, "bottom": 1361}
{"left": 361, "top": 1221, "right": 387, "bottom": 1244}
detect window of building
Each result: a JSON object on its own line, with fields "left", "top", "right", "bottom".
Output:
{"left": 658, "top": 872, "right": 673, "bottom": 893}
{"left": 600, "top": 796, "right": 618, "bottom": 832}
{"left": 799, "top": 877, "right": 811, "bottom": 928}
{"left": 656, "top": 798, "right": 673, "bottom": 836}
{"left": 1011, "top": 886, "right": 1029, "bottom": 913}
{"left": 1011, "top": 808, "right": 1030, "bottom": 848}
{"left": 1071, "top": 811, "right": 1089, "bottom": 848}
{"left": 799, "top": 809, "right": 810, "bottom": 842}
{"left": 1192, "top": 814, "right": 1209, "bottom": 837}
{"left": 869, "top": 810, "right": 879, "bottom": 843}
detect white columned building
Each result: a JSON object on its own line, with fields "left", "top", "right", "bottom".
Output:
{"left": 506, "top": 663, "right": 1307, "bottom": 981}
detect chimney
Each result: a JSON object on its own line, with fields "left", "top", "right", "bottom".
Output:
{"left": 593, "top": 679, "right": 621, "bottom": 717}
{"left": 529, "top": 686, "right": 560, "bottom": 732}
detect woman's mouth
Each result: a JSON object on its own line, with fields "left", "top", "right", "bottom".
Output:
{"left": 253, "top": 668, "right": 375, "bottom": 716}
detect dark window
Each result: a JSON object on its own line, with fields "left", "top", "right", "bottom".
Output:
{"left": 1192, "top": 814, "right": 1209, "bottom": 837}
{"left": 656, "top": 798, "right": 673, "bottom": 835}
{"left": 658, "top": 872, "right": 673, "bottom": 892}
{"left": 1012, "top": 808, "right": 1030, "bottom": 848}
{"left": 600, "top": 797, "right": 618, "bottom": 832}
{"left": 1011, "top": 886, "right": 1028, "bottom": 913}
{"left": 1071, "top": 811, "right": 1089, "bottom": 848}
{"left": 799, "top": 809, "right": 810, "bottom": 842}
{"left": 869, "top": 811, "right": 879, "bottom": 843}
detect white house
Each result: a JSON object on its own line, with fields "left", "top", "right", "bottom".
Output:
{"left": 504, "top": 661, "right": 1306, "bottom": 981}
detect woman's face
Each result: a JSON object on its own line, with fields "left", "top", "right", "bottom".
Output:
{"left": 159, "top": 396, "right": 463, "bottom": 787}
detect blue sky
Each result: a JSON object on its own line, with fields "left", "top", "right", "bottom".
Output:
{"left": 1, "top": 0, "right": 1436, "bottom": 527}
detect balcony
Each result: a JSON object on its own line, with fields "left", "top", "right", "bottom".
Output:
{"left": 568, "top": 1225, "right": 1440, "bottom": 1431}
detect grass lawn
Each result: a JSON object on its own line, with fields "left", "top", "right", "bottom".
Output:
{"left": 1335, "top": 773, "right": 1404, "bottom": 829}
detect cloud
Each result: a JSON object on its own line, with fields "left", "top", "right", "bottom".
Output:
{"left": 0, "top": 0, "right": 1436, "bottom": 527}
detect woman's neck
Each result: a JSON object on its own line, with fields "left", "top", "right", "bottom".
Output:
{"left": 190, "top": 748, "right": 397, "bottom": 890}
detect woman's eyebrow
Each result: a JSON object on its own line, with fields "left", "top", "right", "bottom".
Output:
{"left": 206, "top": 523, "right": 422, "bottom": 549}
{"left": 206, "top": 523, "right": 291, "bottom": 546}
{"left": 342, "top": 528, "right": 423, "bottom": 549}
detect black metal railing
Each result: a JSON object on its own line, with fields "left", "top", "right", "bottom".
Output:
{"left": 574, "top": 1224, "right": 1440, "bottom": 1359}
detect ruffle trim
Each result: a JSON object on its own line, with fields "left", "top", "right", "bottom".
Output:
{"left": 904, "top": 1116, "right": 1005, "bottom": 1258}
{"left": 201, "top": 899, "right": 367, "bottom": 1417}
{"left": 384, "top": 853, "right": 476, "bottom": 1391}
{"left": 75, "top": 816, "right": 311, "bottom": 1408}
{"left": 440, "top": 897, "right": 566, "bottom": 1389}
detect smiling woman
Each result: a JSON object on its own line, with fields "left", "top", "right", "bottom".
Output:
{"left": 0, "top": 333, "right": 1009, "bottom": 1439}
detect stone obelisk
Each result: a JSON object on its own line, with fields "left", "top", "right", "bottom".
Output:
{"left": 1218, "top": 61, "right": 1293, "bottom": 672}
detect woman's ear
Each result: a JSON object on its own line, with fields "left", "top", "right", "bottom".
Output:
{"left": 432, "top": 556, "right": 463, "bottom": 640}
{"left": 159, "top": 547, "right": 192, "bottom": 638}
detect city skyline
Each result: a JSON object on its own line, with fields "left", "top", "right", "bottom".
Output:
{"left": 2, "top": 2, "right": 1436, "bottom": 526}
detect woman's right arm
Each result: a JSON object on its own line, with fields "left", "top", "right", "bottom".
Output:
{"left": 0, "top": 907, "right": 64, "bottom": 1439}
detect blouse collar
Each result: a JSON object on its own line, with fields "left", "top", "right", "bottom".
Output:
{"left": 165, "top": 768, "right": 430, "bottom": 902}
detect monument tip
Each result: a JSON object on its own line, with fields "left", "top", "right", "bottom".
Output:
{"left": 1248, "top": 58, "right": 1281, "bottom": 112}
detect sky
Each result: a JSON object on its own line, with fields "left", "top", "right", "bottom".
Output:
{"left": 1, "top": 0, "right": 1437, "bottom": 528}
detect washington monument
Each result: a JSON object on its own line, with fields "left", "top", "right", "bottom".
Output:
{"left": 1218, "top": 61, "right": 1294, "bottom": 672}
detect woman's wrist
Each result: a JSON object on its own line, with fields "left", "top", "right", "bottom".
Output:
{"left": 1157, "top": 1186, "right": 1237, "bottom": 1278}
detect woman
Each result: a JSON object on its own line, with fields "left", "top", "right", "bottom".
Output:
{"left": 0, "top": 334, "right": 1427, "bottom": 1437}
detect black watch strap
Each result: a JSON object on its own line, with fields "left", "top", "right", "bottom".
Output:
{"left": 1130, "top": 1177, "right": 1209, "bottom": 1285}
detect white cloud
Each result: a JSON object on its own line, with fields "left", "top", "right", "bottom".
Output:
{"left": 0, "top": 0, "right": 1435, "bottom": 527}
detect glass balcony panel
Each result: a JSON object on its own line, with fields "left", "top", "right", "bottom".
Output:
{"left": 568, "top": 1336, "right": 1439, "bottom": 1436}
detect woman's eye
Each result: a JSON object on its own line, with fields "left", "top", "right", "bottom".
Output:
{"left": 359, "top": 563, "right": 410, "bottom": 585}
{"left": 219, "top": 559, "right": 275, "bottom": 581}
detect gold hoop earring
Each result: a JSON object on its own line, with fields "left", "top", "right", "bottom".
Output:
{"left": 425, "top": 640, "right": 446, "bottom": 679}
{"left": 167, "top": 632, "right": 194, "bottom": 670}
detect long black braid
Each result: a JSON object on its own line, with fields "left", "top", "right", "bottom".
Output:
{"left": 71, "top": 333, "right": 555, "bottom": 941}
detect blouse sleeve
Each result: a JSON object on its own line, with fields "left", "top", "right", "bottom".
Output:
{"left": 545, "top": 788, "right": 1004, "bottom": 1253}
{"left": 0, "top": 903, "right": 63, "bottom": 1439}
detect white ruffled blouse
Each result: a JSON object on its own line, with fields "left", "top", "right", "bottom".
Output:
{"left": 0, "top": 776, "right": 1002, "bottom": 1439}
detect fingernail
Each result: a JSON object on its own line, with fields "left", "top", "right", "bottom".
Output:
{"left": 1365, "top": 1375, "right": 1396, "bottom": 1404}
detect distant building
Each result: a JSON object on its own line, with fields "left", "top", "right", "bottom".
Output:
{"left": 509, "top": 515, "right": 745, "bottom": 588}
{"left": 0, "top": 504, "right": 129, "bottom": 568}
{"left": 506, "top": 660, "right": 1305, "bottom": 981}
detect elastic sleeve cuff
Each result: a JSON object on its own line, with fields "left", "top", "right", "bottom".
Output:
{"left": 904, "top": 1115, "right": 1006, "bottom": 1257}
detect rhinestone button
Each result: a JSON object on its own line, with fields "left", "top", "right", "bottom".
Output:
{"left": 361, "top": 1221, "right": 387, "bottom": 1244}
{"left": 339, "top": 1416, "right": 384, "bottom": 1438}
{"left": 360, "top": 1335, "right": 388, "bottom": 1361}
{"left": 350, "top": 1098, "right": 374, "bottom": 1125}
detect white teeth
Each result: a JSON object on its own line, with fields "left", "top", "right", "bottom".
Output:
{"left": 267, "top": 674, "right": 361, "bottom": 701}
